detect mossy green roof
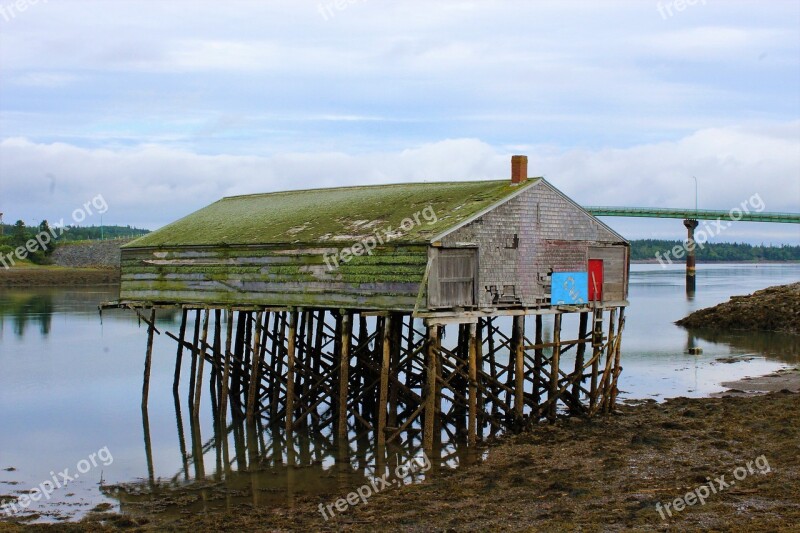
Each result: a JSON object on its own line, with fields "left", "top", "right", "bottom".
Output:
{"left": 124, "top": 179, "right": 539, "bottom": 248}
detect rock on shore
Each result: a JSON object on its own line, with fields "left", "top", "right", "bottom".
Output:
{"left": 677, "top": 282, "right": 800, "bottom": 335}
{"left": 51, "top": 239, "right": 129, "bottom": 268}
{"left": 0, "top": 241, "right": 128, "bottom": 287}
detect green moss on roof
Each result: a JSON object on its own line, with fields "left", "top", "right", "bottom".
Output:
{"left": 124, "top": 179, "right": 539, "bottom": 248}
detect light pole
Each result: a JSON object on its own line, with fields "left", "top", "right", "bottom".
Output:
{"left": 100, "top": 214, "right": 104, "bottom": 240}
{"left": 691, "top": 175, "right": 698, "bottom": 214}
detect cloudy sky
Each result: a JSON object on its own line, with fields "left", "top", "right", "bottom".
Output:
{"left": 0, "top": 0, "right": 798, "bottom": 243}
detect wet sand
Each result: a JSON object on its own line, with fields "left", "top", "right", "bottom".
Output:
{"left": 2, "top": 387, "right": 797, "bottom": 532}
{"left": 716, "top": 366, "right": 800, "bottom": 396}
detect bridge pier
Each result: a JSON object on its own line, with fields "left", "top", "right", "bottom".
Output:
{"left": 683, "top": 219, "right": 699, "bottom": 297}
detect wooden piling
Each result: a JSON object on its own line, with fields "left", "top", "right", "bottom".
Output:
{"left": 475, "top": 320, "right": 485, "bottom": 440}
{"left": 141, "top": 308, "right": 157, "bottom": 410}
{"left": 600, "top": 308, "right": 618, "bottom": 414}
{"left": 302, "top": 310, "right": 315, "bottom": 421}
{"left": 188, "top": 309, "right": 201, "bottom": 407}
{"left": 285, "top": 310, "right": 298, "bottom": 434}
{"left": 192, "top": 309, "right": 210, "bottom": 419}
{"left": 548, "top": 313, "right": 562, "bottom": 422}
{"left": 423, "top": 323, "right": 440, "bottom": 452}
{"left": 242, "top": 312, "right": 254, "bottom": 409}
{"left": 589, "top": 308, "right": 603, "bottom": 410}
{"left": 219, "top": 310, "right": 234, "bottom": 424}
{"left": 338, "top": 311, "right": 352, "bottom": 445}
{"left": 173, "top": 308, "right": 188, "bottom": 394}
{"left": 572, "top": 311, "right": 588, "bottom": 409}
{"left": 245, "top": 311, "right": 264, "bottom": 422}
{"left": 467, "top": 322, "right": 478, "bottom": 446}
{"left": 511, "top": 315, "right": 525, "bottom": 419}
{"left": 212, "top": 309, "right": 222, "bottom": 402}
{"left": 388, "top": 314, "right": 402, "bottom": 428}
{"left": 268, "top": 312, "right": 282, "bottom": 423}
{"left": 609, "top": 308, "right": 626, "bottom": 409}
{"left": 534, "top": 315, "right": 543, "bottom": 405}
{"left": 377, "top": 314, "right": 392, "bottom": 449}
{"left": 231, "top": 312, "right": 247, "bottom": 418}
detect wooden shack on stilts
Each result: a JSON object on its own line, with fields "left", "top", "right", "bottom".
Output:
{"left": 107, "top": 155, "right": 629, "bottom": 465}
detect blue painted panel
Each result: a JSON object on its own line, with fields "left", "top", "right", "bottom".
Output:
{"left": 552, "top": 272, "right": 588, "bottom": 304}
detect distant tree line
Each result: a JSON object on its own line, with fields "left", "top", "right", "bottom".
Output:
{"left": 630, "top": 239, "right": 800, "bottom": 262}
{"left": 0, "top": 221, "right": 150, "bottom": 265}
{"left": 1, "top": 222, "right": 796, "bottom": 265}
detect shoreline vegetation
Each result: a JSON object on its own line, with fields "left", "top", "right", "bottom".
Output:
{"left": 631, "top": 258, "right": 799, "bottom": 264}
{"left": 0, "top": 267, "right": 120, "bottom": 288}
{"left": 629, "top": 239, "right": 799, "bottom": 263}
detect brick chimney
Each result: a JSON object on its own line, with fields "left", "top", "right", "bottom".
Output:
{"left": 511, "top": 155, "right": 528, "bottom": 184}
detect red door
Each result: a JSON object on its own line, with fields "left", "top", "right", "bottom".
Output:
{"left": 588, "top": 259, "right": 603, "bottom": 301}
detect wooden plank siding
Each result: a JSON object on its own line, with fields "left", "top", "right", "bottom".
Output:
{"left": 588, "top": 245, "right": 628, "bottom": 301}
{"left": 427, "top": 248, "right": 478, "bottom": 308}
{"left": 437, "top": 180, "right": 629, "bottom": 308}
{"left": 120, "top": 245, "right": 428, "bottom": 311}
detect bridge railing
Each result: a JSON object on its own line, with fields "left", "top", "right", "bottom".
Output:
{"left": 584, "top": 206, "right": 800, "bottom": 224}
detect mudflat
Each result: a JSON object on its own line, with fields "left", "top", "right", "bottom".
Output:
{"left": 2, "top": 390, "right": 796, "bottom": 532}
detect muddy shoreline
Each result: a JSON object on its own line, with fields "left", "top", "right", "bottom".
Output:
{"left": 0, "top": 267, "right": 120, "bottom": 288}
{"left": 2, "top": 281, "right": 799, "bottom": 531}
{"left": 1, "top": 381, "right": 797, "bottom": 532}
{"left": 716, "top": 366, "right": 800, "bottom": 396}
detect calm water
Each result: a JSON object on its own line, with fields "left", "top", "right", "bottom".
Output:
{"left": 0, "top": 263, "right": 798, "bottom": 522}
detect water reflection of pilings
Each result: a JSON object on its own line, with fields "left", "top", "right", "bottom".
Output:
{"left": 684, "top": 327, "right": 800, "bottom": 363}
{"left": 128, "top": 391, "right": 431, "bottom": 516}
{"left": 120, "top": 305, "right": 626, "bottom": 516}
{"left": 141, "top": 405, "right": 155, "bottom": 488}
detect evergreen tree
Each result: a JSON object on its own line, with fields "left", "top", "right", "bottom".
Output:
{"left": 12, "top": 220, "right": 27, "bottom": 247}
{"left": 38, "top": 220, "right": 55, "bottom": 255}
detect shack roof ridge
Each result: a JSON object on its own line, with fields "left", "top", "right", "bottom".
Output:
{"left": 221, "top": 177, "right": 541, "bottom": 200}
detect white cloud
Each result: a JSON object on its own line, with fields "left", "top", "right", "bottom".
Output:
{"left": 642, "top": 26, "right": 789, "bottom": 60}
{"left": 0, "top": 0, "right": 797, "bottom": 245}
{"left": 1, "top": 124, "right": 797, "bottom": 243}
{"left": 10, "top": 72, "right": 78, "bottom": 88}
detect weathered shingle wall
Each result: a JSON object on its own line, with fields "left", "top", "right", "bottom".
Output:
{"left": 439, "top": 180, "right": 627, "bottom": 307}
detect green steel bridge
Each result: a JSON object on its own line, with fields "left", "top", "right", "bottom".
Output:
{"left": 583, "top": 205, "right": 799, "bottom": 293}
{"left": 584, "top": 207, "right": 800, "bottom": 224}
